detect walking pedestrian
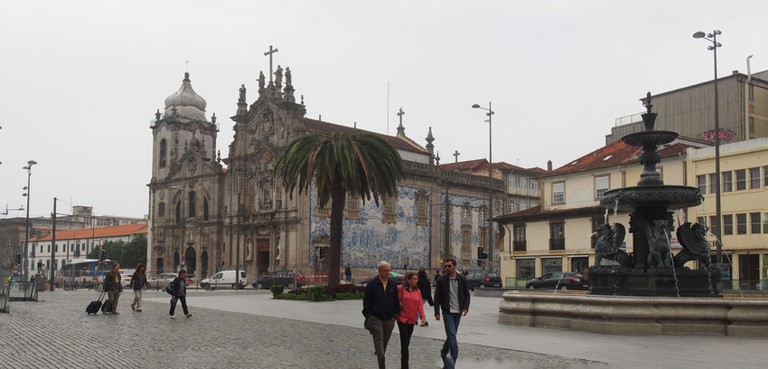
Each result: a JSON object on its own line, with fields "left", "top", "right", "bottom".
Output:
{"left": 416, "top": 268, "right": 433, "bottom": 326}
{"left": 396, "top": 272, "right": 425, "bottom": 369}
{"left": 434, "top": 270, "right": 440, "bottom": 285}
{"left": 103, "top": 263, "right": 123, "bottom": 315}
{"left": 344, "top": 264, "right": 353, "bottom": 282}
{"left": 434, "top": 258, "right": 470, "bottom": 369}
{"left": 169, "top": 269, "right": 192, "bottom": 319}
{"left": 129, "top": 263, "right": 149, "bottom": 312}
{"left": 362, "top": 261, "right": 400, "bottom": 369}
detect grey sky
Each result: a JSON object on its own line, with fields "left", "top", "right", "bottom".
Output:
{"left": 1, "top": 1, "right": 766, "bottom": 219}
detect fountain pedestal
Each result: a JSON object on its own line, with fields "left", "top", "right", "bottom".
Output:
{"left": 589, "top": 267, "right": 720, "bottom": 297}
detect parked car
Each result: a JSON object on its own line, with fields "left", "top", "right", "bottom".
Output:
{"left": 465, "top": 271, "right": 502, "bottom": 290}
{"left": 150, "top": 272, "right": 179, "bottom": 290}
{"left": 253, "top": 270, "right": 305, "bottom": 289}
{"left": 525, "top": 272, "right": 590, "bottom": 290}
{"left": 357, "top": 271, "right": 406, "bottom": 286}
{"left": 200, "top": 270, "right": 247, "bottom": 290}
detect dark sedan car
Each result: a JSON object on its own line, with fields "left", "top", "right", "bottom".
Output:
{"left": 465, "top": 271, "right": 502, "bottom": 290}
{"left": 253, "top": 270, "right": 305, "bottom": 289}
{"left": 525, "top": 272, "right": 590, "bottom": 290}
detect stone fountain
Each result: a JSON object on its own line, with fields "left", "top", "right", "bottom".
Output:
{"left": 589, "top": 92, "right": 720, "bottom": 297}
{"left": 498, "top": 93, "right": 768, "bottom": 336}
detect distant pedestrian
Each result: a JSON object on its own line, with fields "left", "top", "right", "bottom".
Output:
{"left": 362, "top": 261, "right": 400, "bottom": 369}
{"left": 396, "top": 272, "right": 425, "bottom": 369}
{"left": 344, "top": 264, "right": 352, "bottom": 282}
{"left": 434, "top": 270, "right": 440, "bottom": 285}
{"left": 434, "top": 258, "right": 470, "bottom": 369}
{"left": 103, "top": 263, "right": 123, "bottom": 315}
{"left": 416, "top": 268, "right": 433, "bottom": 326}
{"left": 169, "top": 269, "right": 192, "bottom": 319}
{"left": 129, "top": 263, "right": 149, "bottom": 312}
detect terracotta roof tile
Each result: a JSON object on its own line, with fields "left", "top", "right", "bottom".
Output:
{"left": 301, "top": 118, "right": 429, "bottom": 154}
{"left": 31, "top": 223, "right": 147, "bottom": 242}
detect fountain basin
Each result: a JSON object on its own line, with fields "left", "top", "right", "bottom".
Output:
{"left": 600, "top": 185, "right": 702, "bottom": 212}
{"left": 589, "top": 267, "right": 720, "bottom": 297}
{"left": 499, "top": 292, "right": 768, "bottom": 336}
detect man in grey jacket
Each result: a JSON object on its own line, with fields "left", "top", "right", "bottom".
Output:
{"left": 433, "top": 258, "right": 470, "bottom": 369}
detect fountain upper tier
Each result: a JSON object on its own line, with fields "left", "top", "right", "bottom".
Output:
{"left": 600, "top": 185, "right": 702, "bottom": 212}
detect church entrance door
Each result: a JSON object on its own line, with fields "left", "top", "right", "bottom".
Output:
{"left": 256, "top": 239, "right": 269, "bottom": 276}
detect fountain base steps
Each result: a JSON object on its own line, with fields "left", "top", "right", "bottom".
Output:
{"left": 499, "top": 292, "right": 768, "bottom": 336}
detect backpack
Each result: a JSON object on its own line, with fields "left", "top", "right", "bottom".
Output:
{"left": 165, "top": 279, "right": 175, "bottom": 295}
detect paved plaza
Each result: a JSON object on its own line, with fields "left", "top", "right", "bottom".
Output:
{"left": 0, "top": 288, "right": 765, "bottom": 368}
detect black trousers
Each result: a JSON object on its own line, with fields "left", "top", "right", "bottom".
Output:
{"left": 169, "top": 295, "right": 189, "bottom": 316}
{"left": 397, "top": 321, "right": 415, "bottom": 369}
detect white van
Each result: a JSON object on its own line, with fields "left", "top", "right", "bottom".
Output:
{"left": 200, "top": 270, "right": 247, "bottom": 290}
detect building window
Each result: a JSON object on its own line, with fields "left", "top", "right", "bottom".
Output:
{"left": 159, "top": 139, "right": 167, "bottom": 168}
{"left": 508, "top": 177, "right": 516, "bottom": 191}
{"left": 764, "top": 213, "right": 768, "bottom": 234}
{"left": 520, "top": 178, "right": 528, "bottom": 190}
{"left": 735, "top": 169, "right": 746, "bottom": 191}
{"left": 415, "top": 192, "right": 428, "bottom": 226}
{"left": 203, "top": 198, "right": 209, "bottom": 221}
{"left": 247, "top": 179, "right": 256, "bottom": 211}
{"left": 530, "top": 180, "right": 539, "bottom": 191}
{"left": 460, "top": 226, "right": 471, "bottom": 255}
{"left": 175, "top": 201, "right": 181, "bottom": 222}
{"left": 749, "top": 168, "right": 760, "bottom": 189}
{"left": 516, "top": 259, "right": 534, "bottom": 282}
{"left": 594, "top": 175, "right": 609, "bottom": 199}
{"left": 382, "top": 196, "right": 396, "bottom": 224}
{"left": 513, "top": 224, "right": 526, "bottom": 252}
{"left": 158, "top": 202, "right": 166, "bottom": 218}
{"left": 509, "top": 201, "right": 519, "bottom": 213}
{"left": 709, "top": 215, "right": 720, "bottom": 237}
{"left": 478, "top": 206, "right": 487, "bottom": 223}
{"left": 479, "top": 226, "right": 487, "bottom": 251}
{"left": 542, "top": 258, "right": 563, "bottom": 274}
{"left": 750, "top": 212, "right": 761, "bottom": 234}
{"left": 550, "top": 221, "right": 565, "bottom": 250}
{"left": 188, "top": 191, "right": 196, "bottom": 218}
{"left": 552, "top": 182, "right": 565, "bottom": 204}
{"left": 736, "top": 213, "right": 747, "bottom": 235}
{"left": 696, "top": 175, "right": 707, "bottom": 194}
{"left": 697, "top": 216, "right": 707, "bottom": 227}
{"left": 345, "top": 193, "right": 360, "bottom": 220}
{"left": 723, "top": 214, "right": 733, "bottom": 236}
{"left": 722, "top": 171, "right": 733, "bottom": 193}
{"left": 708, "top": 173, "right": 717, "bottom": 194}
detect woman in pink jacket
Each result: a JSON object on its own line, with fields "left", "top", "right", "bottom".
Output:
{"left": 397, "top": 272, "right": 425, "bottom": 369}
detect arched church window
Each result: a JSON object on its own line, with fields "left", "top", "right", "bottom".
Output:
{"left": 188, "top": 191, "right": 196, "bottom": 218}
{"left": 159, "top": 139, "right": 167, "bottom": 168}
{"left": 203, "top": 198, "right": 209, "bottom": 221}
{"left": 158, "top": 202, "right": 166, "bottom": 217}
{"left": 175, "top": 201, "right": 181, "bottom": 222}
{"left": 247, "top": 178, "right": 256, "bottom": 212}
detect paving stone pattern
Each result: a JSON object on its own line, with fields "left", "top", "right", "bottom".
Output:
{"left": 0, "top": 290, "right": 601, "bottom": 369}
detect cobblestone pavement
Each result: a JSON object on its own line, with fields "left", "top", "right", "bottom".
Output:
{"left": 0, "top": 290, "right": 601, "bottom": 369}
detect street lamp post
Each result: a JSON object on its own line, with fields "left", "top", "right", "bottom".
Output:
{"left": 472, "top": 103, "right": 494, "bottom": 272}
{"left": 22, "top": 160, "right": 37, "bottom": 280}
{"left": 693, "top": 30, "right": 723, "bottom": 270}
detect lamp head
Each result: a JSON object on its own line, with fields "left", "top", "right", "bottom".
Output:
{"left": 692, "top": 31, "right": 706, "bottom": 39}
{"left": 472, "top": 104, "right": 481, "bottom": 109}
{"left": 27, "top": 160, "right": 37, "bottom": 166}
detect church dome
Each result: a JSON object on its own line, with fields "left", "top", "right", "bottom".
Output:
{"left": 164, "top": 72, "right": 207, "bottom": 121}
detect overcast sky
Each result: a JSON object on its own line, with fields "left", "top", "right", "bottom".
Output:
{"left": 1, "top": 1, "right": 767, "bottom": 219}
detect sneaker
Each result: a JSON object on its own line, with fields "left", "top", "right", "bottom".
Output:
{"left": 136, "top": 309, "right": 142, "bottom": 312}
{"left": 113, "top": 312, "right": 120, "bottom": 315}
{"left": 170, "top": 315, "right": 175, "bottom": 319}
{"left": 420, "top": 321, "right": 429, "bottom": 327}
{"left": 185, "top": 313, "right": 192, "bottom": 319}
{"left": 131, "top": 304, "right": 135, "bottom": 311}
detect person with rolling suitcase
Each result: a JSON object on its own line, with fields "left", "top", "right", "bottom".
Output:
{"left": 103, "top": 263, "right": 123, "bottom": 315}
{"left": 86, "top": 291, "right": 106, "bottom": 315}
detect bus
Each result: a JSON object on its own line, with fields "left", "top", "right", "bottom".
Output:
{"left": 59, "top": 259, "right": 117, "bottom": 288}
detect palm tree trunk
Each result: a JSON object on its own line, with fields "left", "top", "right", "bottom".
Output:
{"left": 328, "top": 182, "right": 346, "bottom": 287}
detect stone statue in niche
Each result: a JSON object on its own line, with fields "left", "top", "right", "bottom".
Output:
{"left": 645, "top": 220, "right": 673, "bottom": 268}
{"left": 674, "top": 222, "right": 712, "bottom": 269}
{"left": 594, "top": 223, "right": 633, "bottom": 269}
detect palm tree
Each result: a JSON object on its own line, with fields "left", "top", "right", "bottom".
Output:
{"left": 274, "top": 132, "right": 405, "bottom": 287}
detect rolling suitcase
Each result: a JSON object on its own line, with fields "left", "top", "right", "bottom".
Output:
{"left": 101, "top": 297, "right": 113, "bottom": 314}
{"left": 86, "top": 291, "right": 106, "bottom": 315}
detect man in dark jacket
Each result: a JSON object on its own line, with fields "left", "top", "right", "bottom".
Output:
{"left": 433, "top": 258, "right": 470, "bottom": 369}
{"left": 362, "top": 261, "right": 400, "bottom": 369}
{"left": 103, "top": 263, "right": 123, "bottom": 314}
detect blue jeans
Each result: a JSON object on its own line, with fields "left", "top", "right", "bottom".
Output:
{"left": 441, "top": 313, "right": 462, "bottom": 368}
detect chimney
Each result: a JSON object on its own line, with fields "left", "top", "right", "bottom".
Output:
{"left": 547, "top": 160, "right": 553, "bottom": 171}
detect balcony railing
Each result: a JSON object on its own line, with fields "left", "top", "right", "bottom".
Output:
{"left": 513, "top": 240, "right": 527, "bottom": 252}
{"left": 549, "top": 238, "right": 565, "bottom": 250}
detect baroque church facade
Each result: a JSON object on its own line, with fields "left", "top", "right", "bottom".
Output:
{"left": 147, "top": 64, "right": 504, "bottom": 280}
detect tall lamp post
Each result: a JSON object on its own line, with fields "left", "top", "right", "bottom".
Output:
{"left": 693, "top": 30, "right": 723, "bottom": 270}
{"left": 472, "top": 103, "right": 494, "bottom": 272}
{"left": 22, "top": 160, "right": 37, "bottom": 280}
